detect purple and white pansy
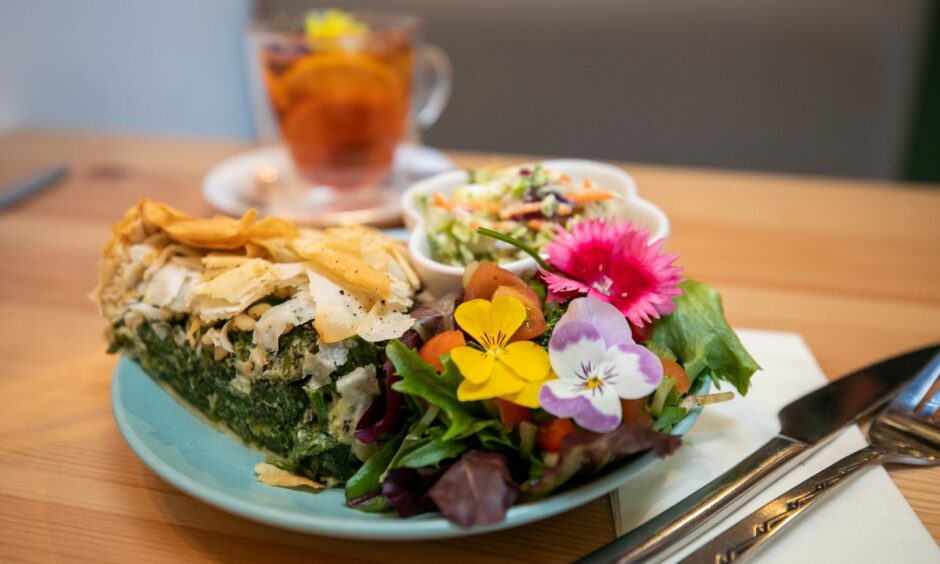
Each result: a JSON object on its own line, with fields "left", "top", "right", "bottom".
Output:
{"left": 538, "top": 297, "right": 663, "bottom": 433}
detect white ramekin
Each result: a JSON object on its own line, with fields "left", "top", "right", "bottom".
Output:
{"left": 401, "top": 159, "right": 670, "bottom": 296}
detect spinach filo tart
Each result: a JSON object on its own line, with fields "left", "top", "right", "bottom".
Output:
{"left": 93, "top": 199, "right": 420, "bottom": 486}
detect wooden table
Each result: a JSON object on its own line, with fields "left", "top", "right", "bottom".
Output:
{"left": 1, "top": 130, "right": 938, "bottom": 562}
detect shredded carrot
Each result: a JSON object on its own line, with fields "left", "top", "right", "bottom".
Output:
{"left": 566, "top": 190, "right": 620, "bottom": 204}
{"left": 437, "top": 193, "right": 501, "bottom": 213}
{"left": 500, "top": 202, "right": 543, "bottom": 219}
{"left": 456, "top": 200, "right": 501, "bottom": 213}
{"left": 431, "top": 191, "right": 454, "bottom": 211}
{"left": 527, "top": 219, "right": 544, "bottom": 230}
{"left": 556, "top": 203, "right": 573, "bottom": 216}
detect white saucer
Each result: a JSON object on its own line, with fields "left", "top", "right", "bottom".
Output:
{"left": 202, "top": 144, "right": 455, "bottom": 227}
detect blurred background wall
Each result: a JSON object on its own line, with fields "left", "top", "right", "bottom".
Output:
{"left": 0, "top": 0, "right": 254, "bottom": 139}
{"left": 0, "top": 0, "right": 933, "bottom": 180}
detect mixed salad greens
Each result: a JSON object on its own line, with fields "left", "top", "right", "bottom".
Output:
{"left": 418, "top": 164, "right": 622, "bottom": 267}
{"left": 336, "top": 216, "right": 759, "bottom": 525}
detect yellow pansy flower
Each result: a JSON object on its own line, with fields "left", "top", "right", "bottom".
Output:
{"left": 451, "top": 296, "right": 552, "bottom": 407}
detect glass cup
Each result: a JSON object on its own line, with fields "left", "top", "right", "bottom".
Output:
{"left": 247, "top": 11, "right": 451, "bottom": 222}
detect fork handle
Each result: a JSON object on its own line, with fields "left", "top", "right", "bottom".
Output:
{"left": 681, "top": 444, "right": 888, "bottom": 563}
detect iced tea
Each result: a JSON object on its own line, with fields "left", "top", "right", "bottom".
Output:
{"left": 261, "top": 32, "right": 413, "bottom": 188}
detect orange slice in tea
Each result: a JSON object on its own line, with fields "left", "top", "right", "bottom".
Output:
{"left": 278, "top": 52, "right": 408, "bottom": 187}
{"left": 280, "top": 52, "right": 405, "bottom": 107}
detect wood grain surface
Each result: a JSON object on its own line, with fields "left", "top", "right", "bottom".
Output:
{"left": 0, "top": 130, "right": 938, "bottom": 562}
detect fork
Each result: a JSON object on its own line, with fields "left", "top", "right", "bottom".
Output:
{"left": 681, "top": 350, "right": 940, "bottom": 563}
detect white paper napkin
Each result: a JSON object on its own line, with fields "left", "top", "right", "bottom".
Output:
{"left": 610, "top": 329, "right": 940, "bottom": 562}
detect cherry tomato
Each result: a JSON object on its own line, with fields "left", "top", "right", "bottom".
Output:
{"left": 494, "top": 398, "right": 532, "bottom": 428}
{"left": 492, "top": 285, "right": 547, "bottom": 341}
{"left": 661, "top": 357, "right": 691, "bottom": 394}
{"left": 463, "top": 261, "right": 531, "bottom": 300}
{"left": 537, "top": 417, "right": 576, "bottom": 453}
{"left": 418, "top": 330, "right": 466, "bottom": 372}
{"left": 620, "top": 398, "right": 653, "bottom": 428}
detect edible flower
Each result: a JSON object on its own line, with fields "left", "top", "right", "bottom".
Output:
{"left": 305, "top": 9, "right": 367, "bottom": 39}
{"left": 539, "top": 297, "right": 663, "bottom": 432}
{"left": 542, "top": 220, "right": 683, "bottom": 327}
{"left": 450, "top": 296, "right": 551, "bottom": 407}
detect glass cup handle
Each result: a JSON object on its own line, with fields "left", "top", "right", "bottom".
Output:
{"left": 414, "top": 45, "right": 452, "bottom": 129}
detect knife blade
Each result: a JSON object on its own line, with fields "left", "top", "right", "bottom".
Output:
{"left": 0, "top": 162, "right": 69, "bottom": 211}
{"left": 577, "top": 343, "right": 940, "bottom": 564}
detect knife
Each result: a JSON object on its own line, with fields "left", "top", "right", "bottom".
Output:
{"left": 0, "top": 162, "right": 69, "bottom": 211}
{"left": 577, "top": 343, "right": 940, "bottom": 564}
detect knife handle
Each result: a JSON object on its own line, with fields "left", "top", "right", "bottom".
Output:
{"left": 681, "top": 444, "right": 886, "bottom": 563}
{"left": 578, "top": 435, "right": 808, "bottom": 564}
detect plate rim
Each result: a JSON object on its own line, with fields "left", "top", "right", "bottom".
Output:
{"left": 200, "top": 144, "right": 455, "bottom": 227}
{"left": 112, "top": 356, "right": 706, "bottom": 540}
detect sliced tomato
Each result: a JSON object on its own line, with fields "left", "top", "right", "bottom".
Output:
{"left": 494, "top": 398, "right": 532, "bottom": 428}
{"left": 537, "top": 417, "right": 576, "bottom": 453}
{"left": 620, "top": 398, "right": 653, "bottom": 429}
{"left": 463, "top": 261, "right": 530, "bottom": 300}
{"left": 418, "top": 330, "right": 466, "bottom": 372}
{"left": 661, "top": 357, "right": 691, "bottom": 394}
{"left": 492, "top": 285, "right": 546, "bottom": 341}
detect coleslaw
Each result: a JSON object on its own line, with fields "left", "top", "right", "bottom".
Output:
{"left": 418, "top": 164, "right": 623, "bottom": 266}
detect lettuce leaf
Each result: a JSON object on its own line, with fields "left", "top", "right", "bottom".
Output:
{"left": 344, "top": 427, "right": 408, "bottom": 511}
{"left": 382, "top": 467, "right": 443, "bottom": 517}
{"left": 652, "top": 405, "right": 688, "bottom": 433}
{"left": 356, "top": 330, "right": 422, "bottom": 444}
{"left": 521, "top": 426, "right": 681, "bottom": 501}
{"left": 427, "top": 450, "right": 519, "bottom": 527}
{"left": 386, "top": 340, "right": 489, "bottom": 441}
{"left": 649, "top": 279, "right": 760, "bottom": 395}
{"left": 409, "top": 293, "right": 459, "bottom": 342}
{"left": 394, "top": 426, "right": 472, "bottom": 469}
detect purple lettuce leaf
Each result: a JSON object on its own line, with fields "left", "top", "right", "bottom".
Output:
{"left": 381, "top": 467, "right": 444, "bottom": 517}
{"left": 427, "top": 450, "right": 519, "bottom": 527}
{"left": 409, "top": 293, "right": 460, "bottom": 342}
{"left": 354, "top": 366, "right": 403, "bottom": 443}
{"left": 355, "top": 330, "right": 422, "bottom": 443}
{"left": 521, "top": 426, "right": 682, "bottom": 501}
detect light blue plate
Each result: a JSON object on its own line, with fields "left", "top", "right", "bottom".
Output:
{"left": 112, "top": 356, "right": 705, "bottom": 540}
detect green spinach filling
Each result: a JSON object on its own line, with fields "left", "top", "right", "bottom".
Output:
{"left": 110, "top": 317, "right": 381, "bottom": 483}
